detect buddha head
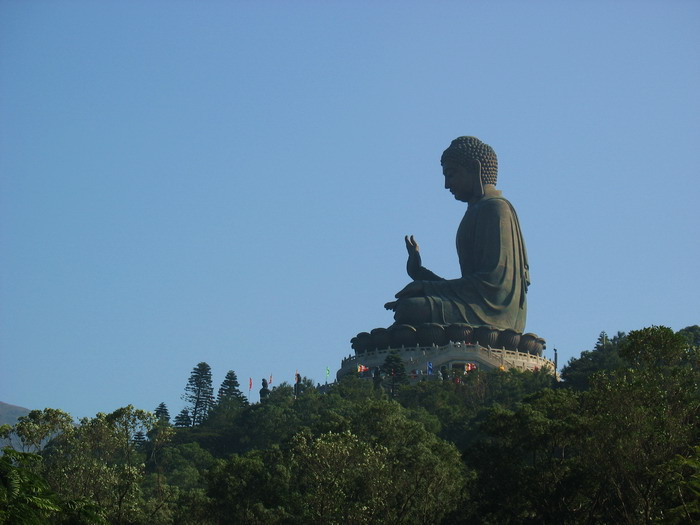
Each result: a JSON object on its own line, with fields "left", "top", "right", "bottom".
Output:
{"left": 440, "top": 136, "right": 498, "bottom": 203}
{"left": 441, "top": 136, "right": 498, "bottom": 183}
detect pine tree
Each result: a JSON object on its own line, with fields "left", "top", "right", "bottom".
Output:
{"left": 217, "top": 370, "right": 248, "bottom": 407}
{"left": 133, "top": 430, "right": 146, "bottom": 449}
{"left": 174, "top": 408, "right": 192, "bottom": 428}
{"left": 154, "top": 402, "right": 170, "bottom": 423}
{"left": 181, "top": 362, "right": 214, "bottom": 426}
{"left": 382, "top": 350, "right": 409, "bottom": 396}
{"left": 382, "top": 351, "right": 408, "bottom": 384}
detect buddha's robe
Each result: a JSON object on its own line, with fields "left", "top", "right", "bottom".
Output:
{"left": 413, "top": 186, "right": 529, "bottom": 332}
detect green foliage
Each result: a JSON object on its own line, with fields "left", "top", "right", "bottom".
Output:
{"left": 331, "top": 373, "right": 381, "bottom": 402}
{"left": 396, "top": 368, "right": 556, "bottom": 451}
{"left": 182, "top": 362, "right": 215, "bottom": 427}
{"left": 3, "top": 323, "right": 696, "bottom": 523}
{"left": 560, "top": 331, "right": 628, "bottom": 390}
{"left": 204, "top": 399, "right": 467, "bottom": 524}
{"left": 174, "top": 408, "right": 192, "bottom": 428}
{"left": 347, "top": 400, "right": 468, "bottom": 523}
{"left": 620, "top": 325, "right": 689, "bottom": 368}
{"left": 155, "top": 442, "right": 214, "bottom": 490}
{"left": 580, "top": 326, "right": 700, "bottom": 523}
{"left": 289, "top": 430, "right": 393, "bottom": 523}
{"left": 155, "top": 402, "right": 171, "bottom": 424}
{"left": 206, "top": 448, "right": 291, "bottom": 523}
{"left": 5, "top": 408, "right": 73, "bottom": 453}
{"left": 380, "top": 350, "right": 409, "bottom": 397}
{"left": 0, "top": 447, "right": 61, "bottom": 524}
{"left": 678, "top": 324, "right": 700, "bottom": 347}
{"left": 41, "top": 405, "right": 159, "bottom": 524}
{"left": 461, "top": 389, "right": 587, "bottom": 523}
{"left": 381, "top": 350, "right": 408, "bottom": 383}
{"left": 668, "top": 445, "right": 700, "bottom": 523}
{"left": 205, "top": 370, "right": 249, "bottom": 431}
{"left": 216, "top": 370, "right": 248, "bottom": 407}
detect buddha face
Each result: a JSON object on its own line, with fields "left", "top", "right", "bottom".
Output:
{"left": 442, "top": 161, "right": 480, "bottom": 202}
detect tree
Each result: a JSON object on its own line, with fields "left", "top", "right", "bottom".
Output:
{"left": 3, "top": 408, "right": 73, "bottom": 453}
{"left": 678, "top": 325, "right": 700, "bottom": 347}
{"left": 153, "top": 442, "right": 214, "bottom": 491}
{"left": 154, "top": 402, "right": 170, "bottom": 424}
{"left": 578, "top": 326, "right": 700, "bottom": 523}
{"left": 461, "top": 388, "right": 587, "bottom": 523}
{"left": 381, "top": 350, "right": 408, "bottom": 396}
{"left": 620, "top": 325, "right": 688, "bottom": 369}
{"left": 668, "top": 445, "right": 700, "bottom": 522}
{"left": 216, "top": 370, "right": 247, "bottom": 407}
{"left": 41, "top": 406, "right": 159, "bottom": 524}
{"left": 204, "top": 372, "right": 250, "bottom": 434}
{"left": 133, "top": 430, "right": 147, "bottom": 450}
{"left": 346, "top": 400, "right": 468, "bottom": 523}
{"left": 206, "top": 447, "right": 290, "bottom": 523}
{"left": 0, "top": 447, "right": 62, "bottom": 524}
{"left": 289, "top": 431, "right": 393, "bottom": 523}
{"left": 174, "top": 409, "right": 192, "bottom": 429}
{"left": 560, "top": 331, "right": 628, "bottom": 390}
{"left": 205, "top": 399, "right": 467, "bottom": 524}
{"left": 182, "top": 362, "right": 214, "bottom": 427}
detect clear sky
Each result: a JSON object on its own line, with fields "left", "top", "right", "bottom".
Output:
{"left": 1, "top": 1, "right": 699, "bottom": 420}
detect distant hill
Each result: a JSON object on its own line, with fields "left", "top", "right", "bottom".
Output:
{"left": 0, "top": 401, "right": 31, "bottom": 426}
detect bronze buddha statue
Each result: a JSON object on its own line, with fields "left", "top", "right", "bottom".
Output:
{"left": 384, "top": 136, "right": 530, "bottom": 333}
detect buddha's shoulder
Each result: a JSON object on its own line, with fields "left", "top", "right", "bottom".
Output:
{"left": 479, "top": 195, "right": 514, "bottom": 213}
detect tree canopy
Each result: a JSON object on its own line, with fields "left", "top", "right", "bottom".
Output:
{"left": 182, "top": 362, "right": 214, "bottom": 427}
{"left": 2, "top": 325, "right": 698, "bottom": 524}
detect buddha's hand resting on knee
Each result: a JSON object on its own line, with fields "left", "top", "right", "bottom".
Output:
{"left": 395, "top": 280, "right": 425, "bottom": 299}
{"left": 385, "top": 280, "right": 426, "bottom": 311}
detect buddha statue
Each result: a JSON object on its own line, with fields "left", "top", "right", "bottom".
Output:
{"left": 384, "top": 136, "right": 530, "bottom": 333}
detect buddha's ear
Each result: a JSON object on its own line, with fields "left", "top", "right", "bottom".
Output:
{"left": 472, "top": 159, "right": 484, "bottom": 199}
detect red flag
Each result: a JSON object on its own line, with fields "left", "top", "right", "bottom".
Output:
{"left": 249, "top": 377, "right": 252, "bottom": 390}
{"left": 269, "top": 374, "right": 273, "bottom": 385}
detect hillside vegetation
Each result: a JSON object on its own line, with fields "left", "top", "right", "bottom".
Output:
{"left": 1, "top": 325, "right": 699, "bottom": 524}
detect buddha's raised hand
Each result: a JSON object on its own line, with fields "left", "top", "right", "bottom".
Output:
{"left": 405, "top": 235, "right": 422, "bottom": 280}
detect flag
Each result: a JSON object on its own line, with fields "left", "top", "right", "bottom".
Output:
{"left": 248, "top": 377, "right": 252, "bottom": 390}
{"left": 357, "top": 364, "right": 369, "bottom": 373}
{"left": 325, "top": 366, "right": 330, "bottom": 378}
{"left": 427, "top": 362, "right": 433, "bottom": 375}
{"left": 269, "top": 374, "right": 273, "bottom": 385}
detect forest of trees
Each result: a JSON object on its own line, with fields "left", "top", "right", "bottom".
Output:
{"left": 1, "top": 325, "right": 699, "bottom": 524}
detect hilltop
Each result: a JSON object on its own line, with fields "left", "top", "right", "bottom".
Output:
{"left": 0, "top": 400, "right": 30, "bottom": 426}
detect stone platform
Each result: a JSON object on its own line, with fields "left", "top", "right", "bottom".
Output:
{"left": 337, "top": 340, "right": 556, "bottom": 382}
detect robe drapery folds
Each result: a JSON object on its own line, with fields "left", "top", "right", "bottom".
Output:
{"left": 418, "top": 187, "right": 529, "bottom": 333}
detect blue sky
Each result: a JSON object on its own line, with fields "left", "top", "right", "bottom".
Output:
{"left": 2, "top": 1, "right": 699, "bottom": 420}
